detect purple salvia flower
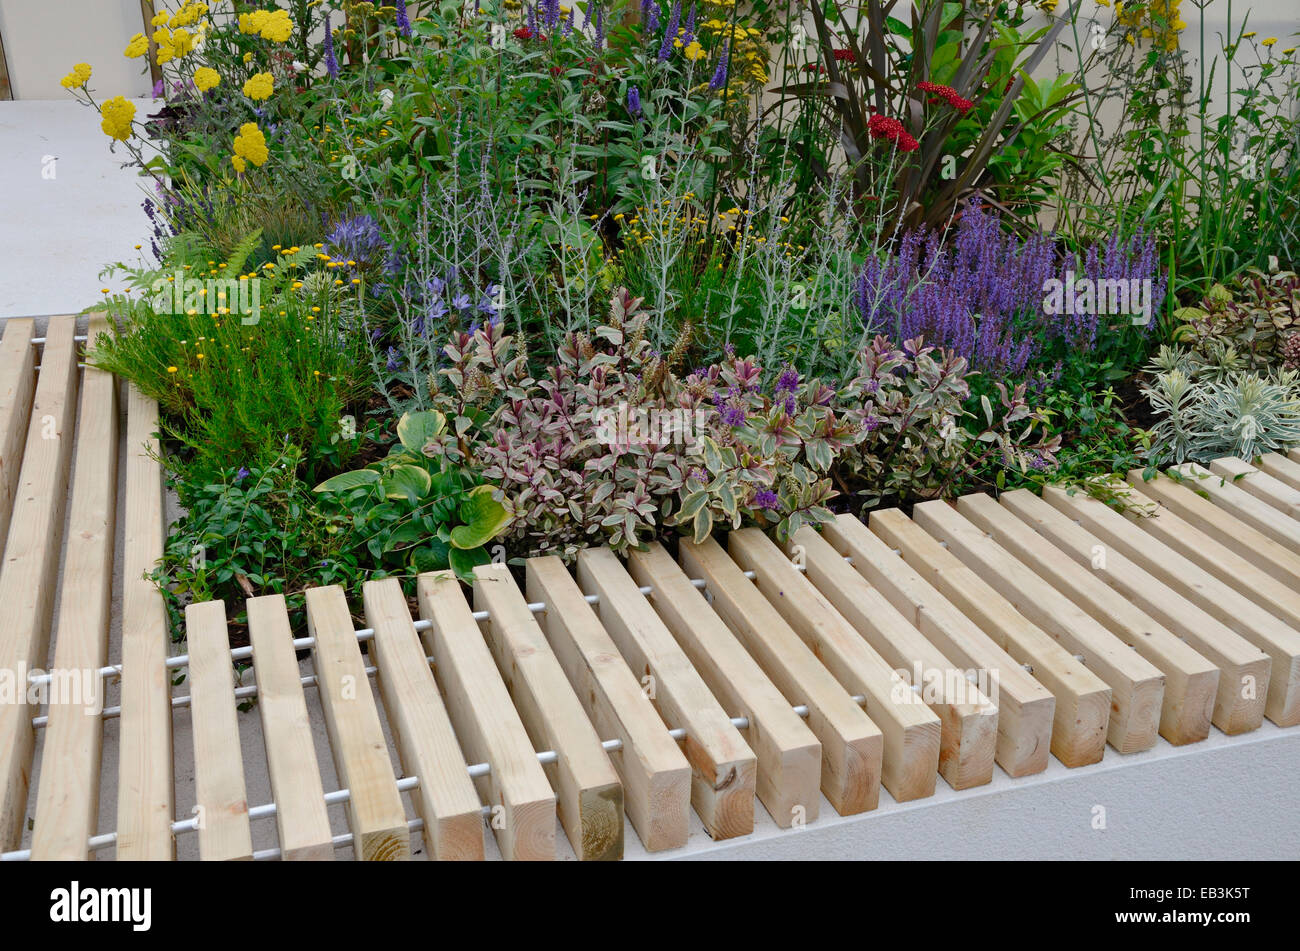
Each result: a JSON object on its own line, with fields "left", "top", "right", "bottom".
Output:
{"left": 708, "top": 43, "right": 729, "bottom": 90}
{"left": 542, "top": 0, "right": 560, "bottom": 31}
{"left": 386, "top": 347, "right": 401, "bottom": 372}
{"left": 396, "top": 0, "right": 411, "bottom": 36}
{"left": 323, "top": 15, "right": 339, "bottom": 78}
{"left": 627, "top": 85, "right": 642, "bottom": 117}
{"left": 753, "top": 489, "right": 779, "bottom": 511}
{"left": 658, "top": 0, "right": 681, "bottom": 60}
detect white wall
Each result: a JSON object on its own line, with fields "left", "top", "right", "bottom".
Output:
{"left": 0, "top": 0, "right": 155, "bottom": 100}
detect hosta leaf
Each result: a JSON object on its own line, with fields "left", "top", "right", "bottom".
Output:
{"left": 449, "top": 545, "right": 492, "bottom": 581}
{"left": 450, "top": 484, "right": 513, "bottom": 549}
{"left": 314, "top": 468, "right": 381, "bottom": 493}
{"left": 382, "top": 464, "right": 432, "bottom": 503}
{"left": 397, "top": 410, "right": 447, "bottom": 453}
{"left": 409, "top": 538, "right": 451, "bottom": 573}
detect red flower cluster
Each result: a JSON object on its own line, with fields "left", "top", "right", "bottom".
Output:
{"left": 832, "top": 48, "right": 857, "bottom": 63}
{"left": 916, "top": 80, "right": 974, "bottom": 115}
{"left": 867, "top": 114, "right": 919, "bottom": 153}
{"left": 514, "top": 27, "right": 546, "bottom": 41}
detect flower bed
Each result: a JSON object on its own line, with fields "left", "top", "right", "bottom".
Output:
{"left": 64, "top": 0, "right": 1300, "bottom": 635}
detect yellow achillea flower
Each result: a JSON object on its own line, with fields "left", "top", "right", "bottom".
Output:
{"left": 1263, "top": 37, "right": 1278, "bottom": 47}
{"left": 683, "top": 40, "right": 705, "bottom": 61}
{"left": 100, "top": 95, "right": 135, "bottom": 141}
{"left": 233, "top": 122, "right": 269, "bottom": 168}
{"left": 242, "top": 71, "right": 274, "bottom": 101}
{"left": 193, "top": 66, "right": 220, "bottom": 92}
{"left": 60, "top": 63, "right": 92, "bottom": 89}
{"left": 124, "top": 33, "right": 148, "bottom": 59}
{"left": 240, "top": 8, "right": 292, "bottom": 42}
{"left": 152, "top": 11, "right": 170, "bottom": 26}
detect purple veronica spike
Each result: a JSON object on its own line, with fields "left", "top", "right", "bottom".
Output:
{"left": 683, "top": 3, "right": 696, "bottom": 45}
{"left": 594, "top": 4, "right": 605, "bottom": 48}
{"left": 542, "top": 0, "right": 560, "bottom": 31}
{"left": 563, "top": 5, "right": 575, "bottom": 36}
{"left": 642, "top": 0, "right": 659, "bottom": 32}
{"left": 708, "top": 42, "right": 728, "bottom": 90}
{"left": 396, "top": 0, "right": 411, "bottom": 36}
{"left": 658, "top": 0, "right": 681, "bottom": 60}
{"left": 627, "top": 85, "right": 642, "bottom": 117}
{"left": 323, "top": 15, "right": 339, "bottom": 78}
{"left": 527, "top": 2, "right": 538, "bottom": 34}
{"left": 582, "top": 0, "right": 592, "bottom": 29}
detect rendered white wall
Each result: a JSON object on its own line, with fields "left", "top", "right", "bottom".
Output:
{"left": 0, "top": 0, "right": 154, "bottom": 100}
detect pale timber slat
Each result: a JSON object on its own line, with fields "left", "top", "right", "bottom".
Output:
{"left": 996, "top": 490, "right": 1263, "bottom": 734}
{"left": 576, "top": 547, "right": 757, "bottom": 839}
{"left": 791, "top": 526, "right": 998, "bottom": 790}
{"left": 473, "top": 563, "right": 623, "bottom": 860}
{"left": 30, "top": 322, "right": 116, "bottom": 860}
{"left": 418, "top": 571, "right": 556, "bottom": 861}
{"left": 679, "top": 537, "right": 882, "bottom": 815}
{"left": 627, "top": 542, "right": 822, "bottom": 827}
{"left": 115, "top": 384, "right": 175, "bottom": 860}
{"left": 0, "top": 317, "right": 36, "bottom": 549}
{"left": 1077, "top": 482, "right": 1300, "bottom": 727}
{"left": 925, "top": 497, "right": 1177, "bottom": 750}
{"left": 821, "top": 514, "right": 1056, "bottom": 777}
{"left": 247, "top": 594, "right": 333, "bottom": 861}
{"left": 0, "top": 316, "right": 79, "bottom": 852}
{"left": 1258, "top": 452, "right": 1300, "bottom": 491}
{"left": 871, "top": 507, "right": 1105, "bottom": 763}
{"left": 730, "top": 529, "right": 942, "bottom": 803}
{"left": 525, "top": 557, "right": 689, "bottom": 852}
{"left": 182, "top": 601, "right": 253, "bottom": 861}
{"left": 1208, "top": 455, "right": 1300, "bottom": 521}
{"left": 1127, "top": 469, "right": 1300, "bottom": 586}
{"left": 306, "top": 585, "right": 411, "bottom": 861}
{"left": 363, "top": 578, "right": 484, "bottom": 861}
{"left": 1169, "top": 463, "right": 1300, "bottom": 553}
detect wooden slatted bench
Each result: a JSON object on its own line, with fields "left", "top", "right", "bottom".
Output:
{"left": 2, "top": 317, "right": 1299, "bottom": 860}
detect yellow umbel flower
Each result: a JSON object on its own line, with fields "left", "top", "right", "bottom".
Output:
{"left": 231, "top": 154, "right": 247, "bottom": 173}
{"left": 151, "top": 11, "right": 170, "bottom": 26}
{"left": 683, "top": 40, "right": 705, "bottom": 61}
{"left": 60, "top": 63, "right": 92, "bottom": 89}
{"left": 239, "top": 10, "right": 269, "bottom": 35}
{"left": 170, "top": 28, "right": 195, "bottom": 58}
{"left": 193, "top": 66, "right": 220, "bottom": 92}
{"left": 100, "top": 95, "right": 135, "bottom": 141}
{"left": 1263, "top": 37, "right": 1278, "bottom": 47}
{"left": 124, "top": 33, "right": 149, "bottom": 59}
{"left": 242, "top": 71, "right": 274, "bottom": 101}
{"left": 261, "top": 9, "right": 294, "bottom": 43}
{"left": 233, "top": 122, "right": 269, "bottom": 167}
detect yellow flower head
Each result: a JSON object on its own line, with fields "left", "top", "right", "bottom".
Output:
{"left": 124, "top": 33, "right": 149, "bottom": 59}
{"left": 242, "top": 71, "right": 274, "bottom": 101}
{"left": 193, "top": 66, "right": 220, "bottom": 92}
{"left": 261, "top": 9, "right": 294, "bottom": 43}
{"left": 1263, "top": 37, "right": 1277, "bottom": 47}
{"left": 231, "top": 154, "right": 247, "bottom": 173}
{"left": 60, "top": 63, "right": 92, "bottom": 89}
{"left": 100, "top": 95, "right": 135, "bottom": 141}
{"left": 683, "top": 40, "right": 705, "bottom": 61}
{"left": 233, "top": 122, "right": 269, "bottom": 167}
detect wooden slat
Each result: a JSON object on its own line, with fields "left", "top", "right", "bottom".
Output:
{"left": 791, "top": 526, "right": 998, "bottom": 790}
{"left": 1208, "top": 455, "right": 1300, "bottom": 521}
{"left": 363, "top": 578, "right": 484, "bottom": 861}
{"left": 417, "top": 571, "right": 556, "bottom": 861}
{"left": 305, "top": 585, "right": 410, "bottom": 861}
{"left": 729, "top": 529, "right": 940, "bottom": 802}
{"left": 182, "top": 601, "right": 253, "bottom": 861}
{"left": 679, "top": 537, "right": 882, "bottom": 815}
{"left": 115, "top": 384, "right": 175, "bottom": 860}
{"left": 1258, "top": 452, "right": 1300, "bottom": 491}
{"left": 246, "top": 594, "right": 333, "bottom": 861}
{"left": 0, "top": 317, "right": 36, "bottom": 548}
{"left": 627, "top": 543, "right": 822, "bottom": 827}
{"left": 1170, "top": 462, "right": 1300, "bottom": 553}
{"left": 1060, "top": 483, "right": 1300, "bottom": 727}
{"left": 1128, "top": 469, "right": 1300, "bottom": 586}
{"left": 29, "top": 326, "right": 116, "bottom": 859}
{"left": 472, "top": 563, "right": 623, "bottom": 860}
{"left": 932, "top": 497, "right": 1191, "bottom": 749}
{"left": 577, "top": 547, "right": 756, "bottom": 838}
{"left": 999, "top": 490, "right": 1265, "bottom": 734}
{"left": 525, "top": 557, "right": 690, "bottom": 852}
{"left": 0, "top": 316, "right": 79, "bottom": 851}
{"left": 821, "top": 514, "right": 1056, "bottom": 777}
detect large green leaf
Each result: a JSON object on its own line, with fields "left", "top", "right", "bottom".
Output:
{"left": 448, "top": 545, "right": 492, "bottom": 581}
{"left": 409, "top": 538, "right": 451, "bottom": 573}
{"left": 313, "top": 468, "right": 381, "bottom": 493}
{"left": 382, "top": 464, "right": 432, "bottom": 504}
{"left": 397, "top": 410, "right": 446, "bottom": 454}
{"left": 449, "top": 485, "right": 512, "bottom": 549}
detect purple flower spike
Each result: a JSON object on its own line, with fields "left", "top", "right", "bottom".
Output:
{"left": 708, "top": 42, "right": 729, "bottom": 90}
{"left": 683, "top": 2, "right": 696, "bottom": 45}
{"left": 323, "top": 15, "right": 339, "bottom": 78}
{"left": 753, "top": 489, "right": 779, "bottom": 511}
{"left": 627, "top": 85, "right": 642, "bottom": 117}
{"left": 594, "top": 4, "right": 605, "bottom": 48}
{"left": 396, "top": 0, "right": 411, "bottom": 36}
{"left": 658, "top": 0, "right": 681, "bottom": 61}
